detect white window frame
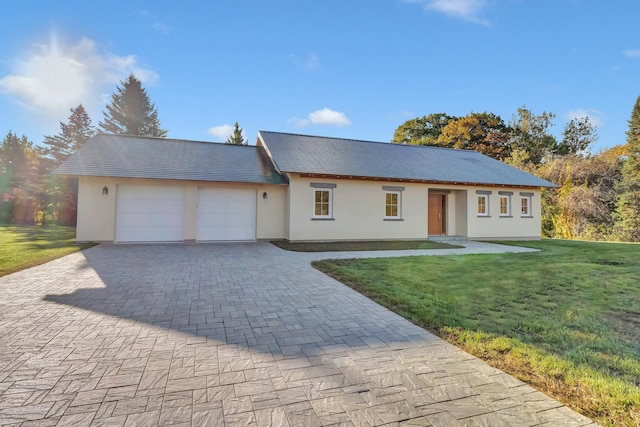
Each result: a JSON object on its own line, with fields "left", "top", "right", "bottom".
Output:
{"left": 313, "top": 188, "right": 333, "bottom": 219}
{"left": 499, "top": 194, "right": 511, "bottom": 217}
{"left": 384, "top": 191, "right": 401, "bottom": 219}
{"left": 521, "top": 195, "right": 532, "bottom": 217}
{"left": 477, "top": 194, "right": 489, "bottom": 217}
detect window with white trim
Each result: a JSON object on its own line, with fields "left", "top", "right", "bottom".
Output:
{"left": 384, "top": 191, "right": 401, "bottom": 219}
{"left": 499, "top": 194, "right": 511, "bottom": 217}
{"left": 313, "top": 189, "right": 332, "bottom": 218}
{"left": 521, "top": 195, "right": 532, "bottom": 217}
{"left": 477, "top": 194, "right": 489, "bottom": 216}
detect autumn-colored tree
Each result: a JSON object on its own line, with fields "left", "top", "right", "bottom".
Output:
{"left": 436, "top": 112, "right": 511, "bottom": 160}
{"left": 536, "top": 150, "right": 622, "bottom": 240}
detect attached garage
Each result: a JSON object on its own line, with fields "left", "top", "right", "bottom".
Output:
{"left": 197, "top": 188, "right": 256, "bottom": 241}
{"left": 52, "top": 134, "right": 289, "bottom": 242}
{"left": 116, "top": 185, "right": 184, "bottom": 242}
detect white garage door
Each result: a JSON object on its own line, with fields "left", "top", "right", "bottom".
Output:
{"left": 116, "top": 185, "right": 184, "bottom": 242}
{"left": 197, "top": 188, "right": 256, "bottom": 241}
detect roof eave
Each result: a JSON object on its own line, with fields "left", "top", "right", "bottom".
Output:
{"left": 293, "top": 172, "right": 555, "bottom": 189}
{"left": 51, "top": 171, "right": 288, "bottom": 185}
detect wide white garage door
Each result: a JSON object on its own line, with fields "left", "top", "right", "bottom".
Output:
{"left": 116, "top": 185, "right": 184, "bottom": 242}
{"left": 197, "top": 188, "right": 256, "bottom": 241}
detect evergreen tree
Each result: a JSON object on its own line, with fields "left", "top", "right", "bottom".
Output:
{"left": 42, "top": 105, "right": 96, "bottom": 165}
{"left": 225, "top": 122, "right": 248, "bottom": 145}
{"left": 99, "top": 74, "right": 167, "bottom": 137}
{"left": 616, "top": 95, "right": 640, "bottom": 241}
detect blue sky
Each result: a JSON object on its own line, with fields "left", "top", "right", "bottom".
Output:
{"left": 1, "top": 1, "right": 639, "bottom": 152}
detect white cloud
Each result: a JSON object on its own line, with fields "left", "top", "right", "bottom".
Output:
{"left": 290, "top": 108, "right": 351, "bottom": 128}
{"left": 309, "top": 108, "right": 351, "bottom": 126}
{"left": 0, "top": 33, "right": 158, "bottom": 122}
{"left": 405, "top": 0, "right": 489, "bottom": 24}
{"left": 566, "top": 109, "right": 604, "bottom": 129}
{"left": 624, "top": 49, "right": 640, "bottom": 58}
{"left": 289, "top": 53, "right": 320, "bottom": 70}
{"left": 208, "top": 124, "right": 234, "bottom": 140}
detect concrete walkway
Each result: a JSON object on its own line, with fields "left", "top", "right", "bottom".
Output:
{"left": 0, "top": 242, "right": 598, "bottom": 426}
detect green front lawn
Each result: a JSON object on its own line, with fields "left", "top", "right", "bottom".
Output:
{"left": 313, "top": 240, "right": 640, "bottom": 427}
{"left": 0, "top": 225, "right": 93, "bottom": 277}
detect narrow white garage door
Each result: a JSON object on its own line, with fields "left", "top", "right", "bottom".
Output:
{"left": 116, "top": 185, "right": 184, "bottom": 242}
{"left": 197, "top": 188, "right": 256, "bottom": 241}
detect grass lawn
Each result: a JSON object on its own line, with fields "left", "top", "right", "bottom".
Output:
{"left": 313, "top": 239, "right": 640, "bottom": 427}
{"left": 271, "top": 239, "right": 462, "bottom": 252}
{"left": 0, "top": 225, "right": 94, "bottom": 277}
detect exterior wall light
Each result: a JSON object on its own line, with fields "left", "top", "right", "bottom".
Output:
{"left": 102, "top": 186, "right": 109, "bottom": 196}
{"left": 263, "top": 192, "right": 268, "bottom": 200}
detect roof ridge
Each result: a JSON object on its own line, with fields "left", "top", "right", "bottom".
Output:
{"left": 95, "top": 133, "right": 258, "bottom": 148}
{"left": 258, "top": 130, "right": 478, "bottom": 153}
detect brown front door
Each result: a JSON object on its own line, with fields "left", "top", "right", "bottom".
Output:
{"left": 428, "top": 194, "right": 446, "bottom": 235}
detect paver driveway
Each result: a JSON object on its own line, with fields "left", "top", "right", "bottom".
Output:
{"left": 0, "top": 242, "right": 598, "bottom": 426}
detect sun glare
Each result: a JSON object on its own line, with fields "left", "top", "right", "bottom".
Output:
{"left": 0, "top": 32, "right": 158, "bottom": 123}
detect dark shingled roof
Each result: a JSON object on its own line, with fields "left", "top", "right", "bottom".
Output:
{"left": 53, "top": 134, "right": 288, "bottom": 185}
{"left": 258, "top": 131, "right": 557, "bottom": 188}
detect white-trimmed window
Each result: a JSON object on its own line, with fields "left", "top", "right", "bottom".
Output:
{"left": 520, "top": 192, "right": 533, "bottom": 217}
{"left": 314, "top": 189, "right": 332, "bottom": 218}
{"left": 311, "top": 182, "right": 336, "bottom": 219}
{"left": 385, "top": 191, "right": 401, "bottom": 218}
{"left": 476, "top": 191, "right": 490, "bottom": 217}
{"left": 382, "top": 186, "right": 404, "bottom": 220}
{"left": 499, "top": 192, "right": 512, "bottom": 217}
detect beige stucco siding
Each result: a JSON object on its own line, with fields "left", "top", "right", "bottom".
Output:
{"left": 465, "top": 187, "right": 542, "bottom": 240}
{"left": 287, "top": 175, "right": 429, "bottom": 241}
{"left": 76, "top": 177, "right": 286, "bottom": 242}
{"left": 256, "top": 186, "right": 286, "bottom": 240}
{"left": 77, "top": 177, "right": 119, "bottom": 242}
{"left": 286, "top": 176, "right": 543, "bottom": 241}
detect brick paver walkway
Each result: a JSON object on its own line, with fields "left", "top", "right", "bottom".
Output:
{"left": 0, "top": 242, "right": 598, "bottom": 426}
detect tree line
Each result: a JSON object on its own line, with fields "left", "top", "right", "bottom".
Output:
{"left": 392, "top": 101, "right": 640, "bottom": 242}
{"left": 0, "top": 74, "right": 249, "bottom": 225}
{"left": 0, "top": 75, "right": 166, "bottom": 225}
{"left": 3, "top": 71, "right": 639, "bottom": 242}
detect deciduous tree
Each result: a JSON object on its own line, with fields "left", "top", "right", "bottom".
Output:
{"left": 100, "top": 74, "right": 167, "bottom": 137}
{"left": 436, "top": 112, "right": 511, "bottom": 160}
{"left": 509, "top": 106, "right": 557, "bottom": 165}
{"left": 391, "top": 113, "right": 456, "bottom": 145}
{"left": 537, "top": 153, "right": 621, "bottom": 240}
{"left": 556, "top": 116, "right": 598, "bottom": 156}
